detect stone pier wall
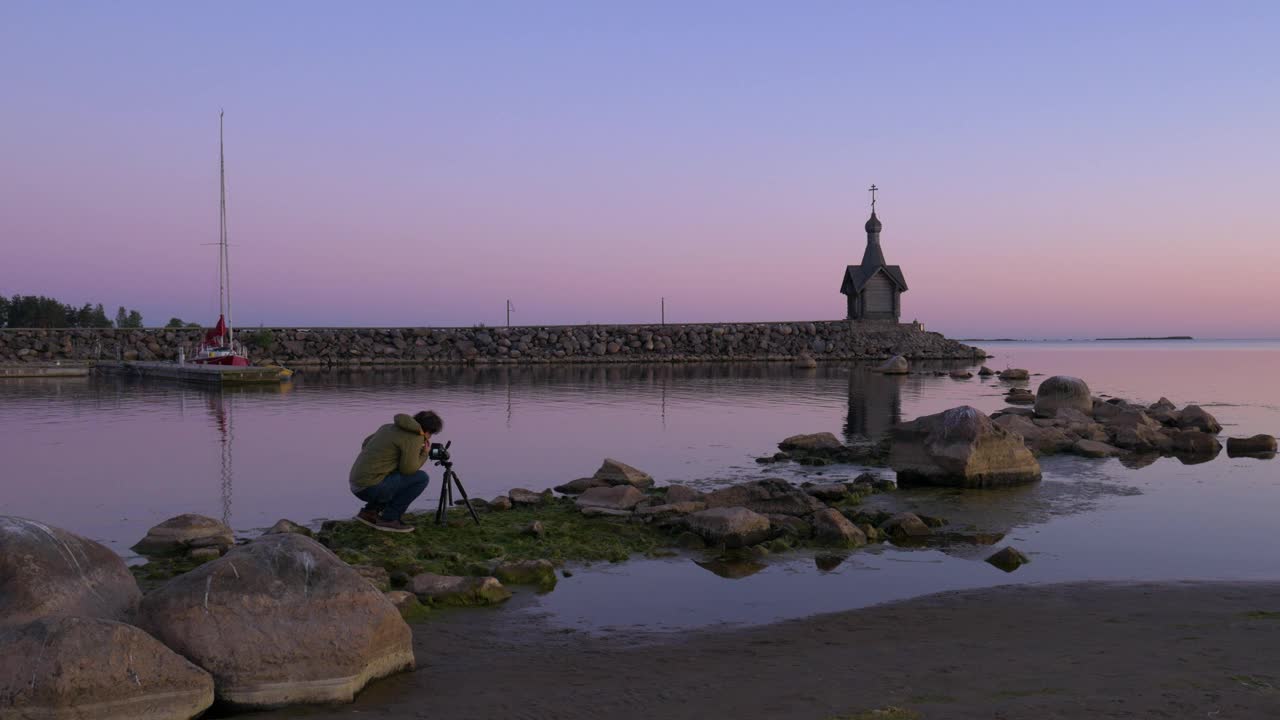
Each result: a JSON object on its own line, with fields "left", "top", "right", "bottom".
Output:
{"left": 0, "top": 321, "right": 984, "bottom": 366}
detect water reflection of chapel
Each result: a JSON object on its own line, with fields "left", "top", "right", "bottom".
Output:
{"left": 840, "top": 185, "right": 908, "bottom": 322}
{"left": 844, "top": 368, "right": 903, "bottom": 440}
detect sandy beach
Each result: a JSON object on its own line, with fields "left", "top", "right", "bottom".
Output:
{"left": 257, "top": 581, "right": 1280, "bottom": 720}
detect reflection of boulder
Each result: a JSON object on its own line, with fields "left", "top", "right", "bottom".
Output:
{"left": 0, "top": 617, "right": 214, "bottom": 720}
{"left": 695, "top": 558, "right": 766, "bottom": 579}
{"left": 137, "top": 534, "right": 414, "bottom": 707}
{"left": 0, "top": 516, "right": 141, "bottom": 627}
{"left": 889, "top": 406, "right": 1042, "bottom": 487}
{"left": 1118, "top": 452, "right": 1161, "bottom": 469}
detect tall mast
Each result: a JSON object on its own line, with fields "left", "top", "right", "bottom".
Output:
{"left": 219, "top": 110, "right": 233, "bottom": 346}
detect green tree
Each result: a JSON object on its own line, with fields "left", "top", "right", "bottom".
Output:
{"left": 114, "top": 306, "right": 128, "bottom": 328}
{"left": 125, "top": 310, "right": 144, "bottom": 328}
{"left": 165, "top": 317, "right": 186, "bottom": 328}
{"left": 0, "top": 295, "right": 11, "bottom": 327}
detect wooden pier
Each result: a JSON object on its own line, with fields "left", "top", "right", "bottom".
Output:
{"left": 1, "top": 364, "right": 91, "bottom": 379}
{"left": 94, "top": 361, "right": 287, "bottom": 386}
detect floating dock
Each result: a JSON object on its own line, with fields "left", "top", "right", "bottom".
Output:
{"left": 95, "top": 361, "right": 288, "bottom": 385}
{"left": 1, "top": 364, "right": 91, "bottom": 379}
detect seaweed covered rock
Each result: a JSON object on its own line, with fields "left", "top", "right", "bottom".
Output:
{"left": 132, "top": 514, "right": 234, "bottom": 557}
{"left": 683, "top": 507, "right": 771, "bottom": 548}
{"left": 1034, "top": 376, "right": 1092, "bottom": 417}
{"left": 0, "top": 516, "right": 141, "bottom": 627}
{"left": 492, "top": 559, "right": 557, "bottom": 591}
{"left": 810, "top": 509, "right": 866, "bottom": 548}
{"left": 889, "top": 406, "right": 1041, "bottom": 487}
{"left": 408, "top": 573, "right": 512, "bottom": 606}
{"left": 0, "top": 616, "right": 214, "bottom": 720}
{"left": 704, "top": 479, "right": 825, "bottom": 516}
{"left": 136, "top": 533, "right": 414, "bottom": 708}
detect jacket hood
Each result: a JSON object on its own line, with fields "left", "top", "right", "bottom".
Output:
{"left": 393, "top": 414, "right": 422, "bottom": 433}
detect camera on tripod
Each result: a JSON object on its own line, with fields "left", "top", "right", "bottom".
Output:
{"left": 428, "top": 441, "right": 451, "bottom": 464}
{"left": 427, "top": 441, "right": 479, "bottom": 526}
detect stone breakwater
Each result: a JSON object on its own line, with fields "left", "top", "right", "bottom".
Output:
{"left": 0, "top": 321, "right": 984, "bottom": 366}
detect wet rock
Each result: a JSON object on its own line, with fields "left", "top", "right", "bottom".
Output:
{"left": 0, "top": 516, "right": 141, "bottom": 627}
{"left": 875, "top": 354, "right": 909, "bottom": 375}
{"left": 1034, "top": 375, "right": 1092, "bottom": 417}
{"left": 890, "top": 406, "right": 1042, "bottom": 487}
{"left": 766, "top": 514, "right": 813, "bottom": 538}
{"left": 878, "top": 512, "right": 931, "bottom": 539}
{"left": 489, "top": 496, "right": 513, "bottom": 512}
{"left": 810, "top": 509, "right": 867, "bottom": 547}
{"left": 636, "top": 501, "right": 706, "bottom": 517}
{"left": 1150, "top": 397, "right": 1177, "bottom": 412}
{"left": 575, "top": 485, "right": 645, "bottom": 512}
{"left": 592, "top": 458, "right": 654, "bottom": 489}
{"left": 999, "top": 368, "right": 1029, "bottom": 381}
{"left": 814, "top": 553, "right": 846, "bottom": 571}
{"left": 793, "top": 353, "right": 818, "bottom": 369}
{"left": 553, "top": 477, "right": 610, "bottom": 494}
{"left": 408, "top": 573, "right": 512, "bottom": 606}
{"left": 1107, "top": 424, "right": 1174, "bottom": 453}
{"left": 264, "top": 518, "right": 312, "bottom": 537}
{"left": 664, "top": 484, "right": 705, "bottom": 504}
{"left": 1073, "top": 439, "right": 1121, "bottom": 458}
{"left": 986, "top": 546, "right": 1030, "bottom": 572}
{"left": 0, "top": 616, "right": 214, "bottom": 720}
{"left": 1177, "top": 405, "right": 1223, "bottom": 434}
{"left": 994, "top": 406, "right": 1036, "bottom": 418}
{"left": 949, "top": 370, "right": 973, "bottom": 379}
{"left": 352, "top": 564, "right": 391, "bottom": 592}
{"left": 804, "top": 482, "right": 849, "bottom": 501}
{"left": 579, "top": 506, "right": 634, "bottom": 518}
{"left": 507, "top": 488, "right": 548, "bottom": 506}
{"left": 1168, "top": 429, "right": 1222, "bottom": 457}
{"left": 1226, "top": 434, "right": 1278, "bottom": 457}
{"left": 704, "top": 478, "right": 826, "bottom": 516}
{"left": 137, "top": 533, "right": 413, "bottom": 707}
{"left": 779, "top": 432, "right": 843, "bottom": 452}
{"left": 493, "top": 559, "right": 557, "bottom": 590}
{"left": 978, "top": 366, "right": 995, "bottom": 376}
{"left": 132, "top": 513, "right": 234, "bottom": 557}
{"left": 993, "top": 414, "right": 1073, "bottom": 455}
{"left": 684, "top": 507, "right": 771, "bottom": 548}
{"left": 1005, "top": 387, "right": 1035, "bottom": 405}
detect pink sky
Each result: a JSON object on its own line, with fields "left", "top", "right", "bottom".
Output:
{"left": 2, "top": 3, "right": 1277, "bottom": 338}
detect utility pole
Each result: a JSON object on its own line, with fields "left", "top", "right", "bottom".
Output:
{"left": 661, "top": 297, "right": 665, "bottom": 325}
{"left": 506, "top": 299, "right": 514, "bottom": 327}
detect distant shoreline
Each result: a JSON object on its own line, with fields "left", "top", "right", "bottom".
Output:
{"left": 1095, "top": 336, "right": 1194, "bottom": 341}
{"left": 961, "top": 336, "right": 1197, "bottom": 343}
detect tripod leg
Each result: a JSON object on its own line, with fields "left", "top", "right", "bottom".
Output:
{"left": 448, "top": 470, "right": 482, "bottom": 525}
{"left": 435, "top": 471, "right": 450, "bottom": 525}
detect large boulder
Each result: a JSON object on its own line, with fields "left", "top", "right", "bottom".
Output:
{"left": 778, "top": 432, "right": 843, "bottom": 452}
{"left": 0, "top": 516, "right": 141, "bottom": 627}
{"left": 136, "top": 533, "right": 413, "bottom": 708}
{"left": 575, "top": 485, "right": 645, "bottom": 512}
{"left": 889, "top": 406, "right": 1042, "bottom": 487}
{"left": 810, "top": 509, "right": 866, "bottom": 547}
{"left": 592, "top": 459, "right": 654, "bottom": 489}
{"left": 875, "top": 355, "right": 909, "bottom": 375}
{"left": 703, "top": 478, "right": 825, "bottom": 516}
{"left": 132, "top": 514, "right": 234, "bottom": 557}
{"left": 683, "top": 508, "right": 771, "bottom": 548}
{"left": 0, "top": 616, "right": 214, "bottom": 720}
{"left": 1177, "top": 405, "right": 1223, "bottom": 434}
{"left": 1034, "top": 376, "right": 1092, "bottom": 417}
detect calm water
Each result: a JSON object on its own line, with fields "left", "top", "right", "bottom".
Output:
{"left": 2, "top": 340, "right": 1277, "bottom": 630}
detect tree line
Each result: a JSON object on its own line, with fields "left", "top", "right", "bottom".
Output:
{"left": 0, "top": 294, "right": 202, "bottom": 329}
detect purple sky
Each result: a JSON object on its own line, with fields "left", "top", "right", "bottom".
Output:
{"left": 2, "top": 2, "right": 1277, "bottom": 338}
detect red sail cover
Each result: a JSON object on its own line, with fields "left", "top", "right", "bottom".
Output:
{"left": 203, "top": 315, "right": 226, "bottom": 346}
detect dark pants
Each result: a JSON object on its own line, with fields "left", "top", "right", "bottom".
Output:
{"left": 355, "top": 470, "right": 429, "bottom": 521}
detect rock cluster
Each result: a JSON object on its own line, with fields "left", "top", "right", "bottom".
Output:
{"left": 889, "top": 406, "right": 1043, "bottom": 487}
{"left": 0, "top": 322, "right": 985, "bottom": 366}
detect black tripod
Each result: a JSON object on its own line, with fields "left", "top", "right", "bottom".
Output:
{"left": 432, "top": 444, "right": 480, "bottom": 525}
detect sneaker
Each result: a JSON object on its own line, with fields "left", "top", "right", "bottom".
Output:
{"left": 355, "top": 509, "right": 380, "bottom": 528}
{"left": 373, "top": 519, "right": 415, "bottom": 534}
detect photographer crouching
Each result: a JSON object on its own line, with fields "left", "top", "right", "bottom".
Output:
{"left": 347, "top": 411, "right": 443, "bottom": 533}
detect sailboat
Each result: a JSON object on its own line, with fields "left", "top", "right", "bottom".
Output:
{"left": 193, "top": 111, "right": 250, "bottom": 367}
